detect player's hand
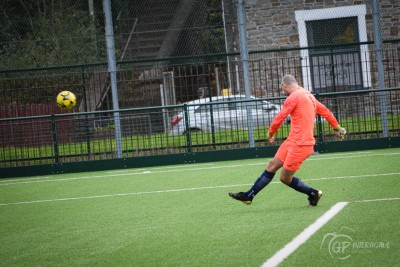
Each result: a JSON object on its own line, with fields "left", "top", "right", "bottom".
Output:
{"left": 267, "top": 133, "right": 275, "bottom": 144}
{"left": 334, "top": 125, "right": 346, "bottom": 140}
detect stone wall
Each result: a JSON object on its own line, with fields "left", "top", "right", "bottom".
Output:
{"left": 236, "top": 0, "right": 400, "bottom": 94}
{"left": 243, "top": 0, "right": 399, "bottom": 50}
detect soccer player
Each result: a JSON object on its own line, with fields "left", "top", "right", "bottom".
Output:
{"left": 229, "top": 74, "right": 346, "bottom": 206}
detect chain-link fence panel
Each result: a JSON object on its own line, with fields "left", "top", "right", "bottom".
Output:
{"left": 1, "top": 88, "right": 399, "bottom": 168}
{"left": 0, "top": 0, "right": 107, "bottom": 70}
{"left": 0, "top": 0, "right": 400, "bottom": 172}
{"left": 0, "top": 0, "right": 227, "bottom": 70}
{"left": 1, "top": 0, "right": 399, "bottom": 118}
{"left": 116, "top": 0, "right": 226, "bottom": 60}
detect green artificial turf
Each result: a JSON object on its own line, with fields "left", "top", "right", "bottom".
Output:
{"left": 0, "top": 148, "right": 399, "bottom": 266}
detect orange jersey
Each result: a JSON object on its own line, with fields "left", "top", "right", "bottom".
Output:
{"left": 269, "top": 87, "right": 339, "bottom": 145}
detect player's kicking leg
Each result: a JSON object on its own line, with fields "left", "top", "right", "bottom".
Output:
{"left": 229, "top": 161, "right": 280, "bottom": 205}
{"left": 281, "top": 168, "right": 323, "bottom": 207}
{"left": 228, "top": 169, "right": 278, "bottom": 205}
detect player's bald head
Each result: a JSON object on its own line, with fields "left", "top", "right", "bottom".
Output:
{"left": 281, "top": 74, "right": 298, "bottom": 85}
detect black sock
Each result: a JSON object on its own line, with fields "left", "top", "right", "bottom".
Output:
{"left": 289, "top": 177, "right": 317, "bottom": 197}
{"left": 245, "top": 170, "right": 275, "bottom": 198}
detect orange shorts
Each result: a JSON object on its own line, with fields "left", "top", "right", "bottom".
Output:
{"left": 275, "top": 139, "right": 314, "bottom": 172}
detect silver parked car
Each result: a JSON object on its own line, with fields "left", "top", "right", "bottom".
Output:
{"left": 170, "top": 95, "right": 281, "bottom": 135}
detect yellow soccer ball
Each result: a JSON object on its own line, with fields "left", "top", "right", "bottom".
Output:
{"left": 56, "top": 91, "right": 77, "bottom": 110}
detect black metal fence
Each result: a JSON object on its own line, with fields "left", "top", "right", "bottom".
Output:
{"left": 1, "top": 1, "right": 399, "bottom": 176}
{"left": 1, "top": 88, "right": 399, "bottom": 168}
{"left": 1, "top": 40, "right": 399, "bottom": 119}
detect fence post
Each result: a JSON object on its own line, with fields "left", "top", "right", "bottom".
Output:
{"left": 81, "top": 66, "right": 91, "bottom": 157}
{"left": 315, "top": 94, "right": 324, "bottom": 143}
{"left": 208, "top": 96, "right": 216, "bottom": 148}
{"left": 51, "top": 114, "right": 59, "bottom": 164}
{"left": 183, "top": 104, "right": 192, "bottom": 154}
{"left": 103, "top": 0, "right": 123, "bottom": 158}
{"left": 372, "top": 0, "right": 389, "bottom": 137}
{"left": 237, "top": 0, "right": 255, "bottom": 148}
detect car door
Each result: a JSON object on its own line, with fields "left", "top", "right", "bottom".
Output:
{"left": 194, "top": 99, "right": 231, "bottom": 132}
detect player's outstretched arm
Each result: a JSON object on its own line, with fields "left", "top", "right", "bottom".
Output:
{"left": 316, "top": 101, "right": 346, "bottom": 140}
{"left": 268, "top": 100, "right": 293, "bottom": 143}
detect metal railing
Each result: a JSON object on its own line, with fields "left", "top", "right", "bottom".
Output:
{"left": 1, "top": 39, "right": 399, "bottom": 121}
{"left": 1, "top": 88, "right": 399, "bottom": 168}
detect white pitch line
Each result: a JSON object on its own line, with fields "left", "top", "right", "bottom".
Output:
{"left": 261, "top": 202, "right": 349, "bottom": 267}
{"left": 0, "top": 184, "right": 246, "bottom": 206}
{"left": 307, "top": 152, "right": 400, "bottom": 161}
{"left": 353, "top": 197, "right": 400, "bottom": 203}
{"left": 0, "top": 172, "right": 399, "bottom": 206}
{"left": 0, "top": 163, "right": 265, "bottom": 186}
{"left": 1, "top": 151, "right": 399, "bottom": 185}
{"left": 107, "top": 163, "right": 216, "bottom": 173}
{"left": 0, "top": 176, "right": 51, "bottom": 183}
{"left": 310, "top": 151, "right": 373, "bottom": 157}
{"left": 1, "top": 169, "right": 399, "bottom": 187}
{"left": 305, "top": 172, "right": 400, "bottom": 181}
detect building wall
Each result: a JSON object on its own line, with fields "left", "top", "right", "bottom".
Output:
{"left": 244, "top": 0, "right": 399, "bottom": 50}
{"left": 236, "top": 0, "right": 399, "bottom": 94}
